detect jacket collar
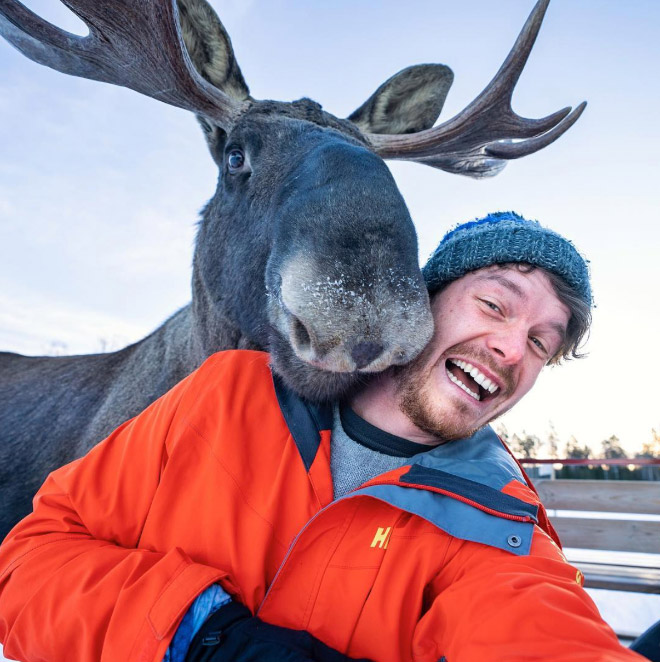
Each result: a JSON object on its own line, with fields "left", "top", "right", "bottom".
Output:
{"left": 272, "top": 373, "right": 333, "bottom": 471}
{"left": 272, "top": 371, "right": 534, "bottom": 516}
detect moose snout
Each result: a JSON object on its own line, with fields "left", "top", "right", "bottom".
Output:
{"left": 283, "top": 304, "right": 422, "bottom": 373}
{"left": 274, "top": 257, "right": 433, "bottom": 374}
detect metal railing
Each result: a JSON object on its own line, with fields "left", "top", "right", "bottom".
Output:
{"left": 517, "top": 458, "right": 660, "bottom": 481}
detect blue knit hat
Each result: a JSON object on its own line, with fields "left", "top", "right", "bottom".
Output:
{"left": 422, "top": 211, "right": 591, "bottom": 305}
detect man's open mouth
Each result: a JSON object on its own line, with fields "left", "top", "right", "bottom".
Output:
{"left": 445, "top": 359, "right": 500, "bottom": 402}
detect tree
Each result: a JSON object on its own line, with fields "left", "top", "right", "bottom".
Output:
{"left": 495, "top": 423, "right": 510, "bottom": 446}
{"left": 638, "top": 428, "right": 660, "bottom": 458}
{"left": 545, "top": 422, "right": 560, "bottom": 459}
{"left": 512, "top": 431, "right": 541, "bottom": 459}
{"left": 46, "top": 340, "right": 68, "bottom": 356}
{"left": 601, "top": 435, "right": 627, "bottom": 459}
{"left": 565, "top": 436, "right": 591, "bottom": 459}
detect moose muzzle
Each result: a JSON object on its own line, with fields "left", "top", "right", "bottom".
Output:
{"left": 274, "top": 256, "right": 433, "bottom": 374}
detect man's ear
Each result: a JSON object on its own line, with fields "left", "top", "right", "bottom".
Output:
{"left": 197, "top": 117, "right": 227, "bottom": 167}
{"left": 348, "top": 64, "right": 454, "bottom": 135}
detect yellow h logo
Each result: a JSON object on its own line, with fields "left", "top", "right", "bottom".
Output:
{"left": 370, "top": 526, "right": 392, "bottom": 549}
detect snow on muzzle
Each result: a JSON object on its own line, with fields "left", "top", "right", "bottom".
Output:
{"left": 271, "top": 258, "right": 434, "bottom": 373}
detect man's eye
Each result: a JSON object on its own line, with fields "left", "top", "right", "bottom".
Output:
{"left": 530, "top": 336, "right": 547, "bottom": 353}
{"left": 483, "top": 300, "right": 501, "bottom": 314}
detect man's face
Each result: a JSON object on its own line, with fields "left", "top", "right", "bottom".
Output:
{"left": 395, "top": 265, "right": 571, "bottom": 442}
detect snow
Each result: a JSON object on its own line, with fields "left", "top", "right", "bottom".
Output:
{"left": 587, "top": 589, "right": 660, "bottom": 641}
{"left": 565, "top": 548, "right": 660, "bottom": 638}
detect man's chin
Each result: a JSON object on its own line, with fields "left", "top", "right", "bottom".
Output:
{"left": 393, "top": 348, "right": 505, "bottom": 442}
{"left": 398, "top": 386, "right": 482, "bottom": 443}
{"left": 410, "top": 414, "right": 481, "bottom": 444}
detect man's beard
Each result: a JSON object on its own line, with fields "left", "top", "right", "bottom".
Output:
{"left": 394, "top": 341, "right": 514, "bottom": 443}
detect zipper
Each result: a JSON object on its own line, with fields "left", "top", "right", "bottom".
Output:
{"left": 259, "top": 476, "right": 533, "bottom": 612}
{"left": 258, "top": 500, "right": 335, "bottom": 613}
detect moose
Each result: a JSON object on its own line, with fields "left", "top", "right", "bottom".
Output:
{"left": 0, "top": 0, "right": 585, "bottom": 535}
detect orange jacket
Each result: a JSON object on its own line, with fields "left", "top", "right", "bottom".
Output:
{"left": 0, "top": 351, "right": 641, "bottom": 662}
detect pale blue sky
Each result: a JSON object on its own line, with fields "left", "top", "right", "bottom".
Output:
{"left": 1, "top": 0, "right": 659, "bottom": 454}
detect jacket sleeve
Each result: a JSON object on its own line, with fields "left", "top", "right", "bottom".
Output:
{"left": 413, "top": 525, "right": 645, "bottom": 662}
{"left": 0, "top": 361, "right": 233, "bottom": 662}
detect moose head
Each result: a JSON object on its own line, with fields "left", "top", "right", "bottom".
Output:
{"left": 0, "top": 0, "right": 584, "bottom": 404}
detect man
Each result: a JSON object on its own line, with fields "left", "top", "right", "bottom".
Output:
{"left": 0, "top": 212, "right": 645, "bottom": 662}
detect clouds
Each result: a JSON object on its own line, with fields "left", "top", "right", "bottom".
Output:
{"left": 0, "top": 287, "right": 147, "bottom": 356}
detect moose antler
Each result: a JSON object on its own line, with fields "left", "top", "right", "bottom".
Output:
{"left": 367, "top": 0, "right": 586, "bottom": 178}
{"left": 0, "top": 0, "right": 247, "bottom": 128}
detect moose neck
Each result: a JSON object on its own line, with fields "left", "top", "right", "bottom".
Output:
{"left": 189, "top": 262, "right": 260, "bottom": 364}
{"left": 188, "top": 188, "right": 267, "bottom": 366}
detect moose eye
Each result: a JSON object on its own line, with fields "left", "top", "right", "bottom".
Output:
{"left": 227, "top": 149, "right": 245, "bottom": 172}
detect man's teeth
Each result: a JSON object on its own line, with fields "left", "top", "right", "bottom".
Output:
{"left": 449, "top": 359, "right": 499, "bottom": 395}
{"left": 446, "top": 368, "right": 480, "bottom": 400}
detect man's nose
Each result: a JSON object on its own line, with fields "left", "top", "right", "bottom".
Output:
{"left": 487, "top": 331, "right": 526, "bottom": 365}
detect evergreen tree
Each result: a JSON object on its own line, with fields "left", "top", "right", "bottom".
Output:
{"left": 638, "top": 428, "right": 660, "bottom": 458}
{"left": 601, "top": 435, "right": 627, "bottom": 459}
{"left": 495, "top": 423, "right": 510, "bottom": 446}
{"left": 512, "top": 431, "right": 541, "bottom": 459}
{"left": 565, "top": 436, "right": 591, "bottom": 459}
{"left": 546, "top": 422, "right": 560, "bottom": 459}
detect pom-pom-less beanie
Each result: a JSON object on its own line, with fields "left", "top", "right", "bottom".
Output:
{"left": 422, "top": 211, "right": 591, "bottom": 305}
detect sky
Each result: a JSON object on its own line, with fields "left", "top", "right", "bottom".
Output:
{"left": 1, "top": 0, "right": 659, "bottom": 456}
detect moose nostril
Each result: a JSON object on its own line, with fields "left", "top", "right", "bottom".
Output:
{"left": 351, "top": 341, "right": 383, "bottom": 369}
{"left": 291, "top": 315, "right": 312, "bottom": 352}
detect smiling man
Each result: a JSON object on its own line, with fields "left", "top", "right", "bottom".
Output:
{"left": 0, "top": 213, "right": 647, "bottom": 662}
{"left": 352, "top": 223, "right": 584, "bottom": 446}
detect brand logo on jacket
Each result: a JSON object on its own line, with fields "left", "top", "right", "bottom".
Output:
{"left": 370, "top": 526, "right": 392, "bottom": 549}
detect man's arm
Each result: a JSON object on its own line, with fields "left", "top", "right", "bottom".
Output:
{"left": 0, "top": 363, "right": 232, "bottom": 662}
{"left": 414, "top": 526, "right": 645, "bottom": 661}
{"left": 0, "top": 352, "right": 369, "bottom": 662}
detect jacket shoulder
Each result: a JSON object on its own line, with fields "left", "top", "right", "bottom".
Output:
{"left": 197, "top": 349, "right": 272, "bottom": 379}
{"left": 165, "top": 350, "right": 279, "bottom": 440}
{"left": 185, "top": 350, "right": 273, "bottom": 399}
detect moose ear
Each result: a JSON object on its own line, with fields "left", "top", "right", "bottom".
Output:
{"left": 178, "top": 0, "right": 249, "bottom": 163}
{"left": 178, "top": 0, "right": 251, "bottom": 100}
{"left": 348, "top": 64, "right": 454, "bottom": 135}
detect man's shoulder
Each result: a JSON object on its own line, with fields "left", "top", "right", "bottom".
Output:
{"left": 182, "top": 350, "right": 277, "bottom": 410}
{"left": 166, "top": 350, "right": 295, "bottom": 453}
{"left": 197, "top": 349, "right": 272, "bottom": 382}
